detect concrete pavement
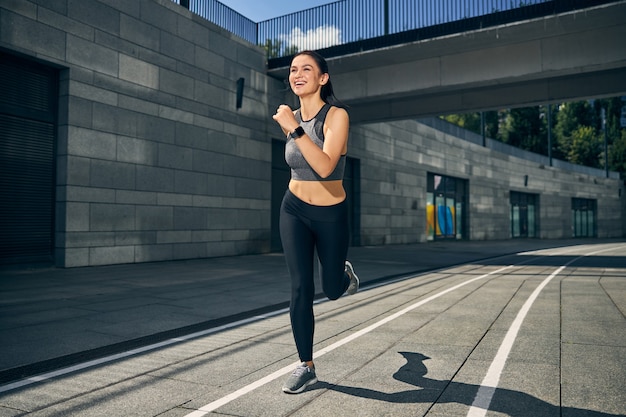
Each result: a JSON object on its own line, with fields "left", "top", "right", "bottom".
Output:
{"left": 0, "top": 238, "right": 618, "bottom": 387}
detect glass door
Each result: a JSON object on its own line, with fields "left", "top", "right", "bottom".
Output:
{"left": 510, "top": 192, "right": 538, "bottom": 238}
{"left": 572, "top": 198, "right": 596, "bottom": 237}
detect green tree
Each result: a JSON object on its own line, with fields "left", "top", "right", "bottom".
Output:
{"left": 595, "top": 98, "right": 625, "bottom": 171}
{"left": 442, "top": 112, "right": 481, "bottom": 133}
{"left": 554, "top": 100, "right": 592, "bottom": 160}
{"left": 544, "top": 104, "right": 562, "bottom": 160}
{"left": 571, "top": 97, "right": 626, "bottom": 173}
{"left": 591, "top": 97, "right": 622, "bottom": 135}
{"left": 262, "top": 38, "right": 298, "bottom": 59}
{"left": 441, "top": 111, "right": 499, "bottom": 139}
{"left": 441, "top": 96, "right": 626, "bottom": 174}
{"left": 501, "top": 106, "right": 547, "bottom": 155}
{"left": 568, "top": 125, "right": 602, "bottom": 168}
{"left": 484, "top": 110, "right": 500, "bottom": 139}
{"left": 609, "top": 129, "right": 626, "bottom": 173}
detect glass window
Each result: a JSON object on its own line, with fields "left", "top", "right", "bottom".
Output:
{"left": 512, "top": 205, "right": 520, "bottom": 237}
{"left": 426, "top": 191, "right": 435, "bottom": 241}
{"left": 528, "top": 204, "right": 535, "bottom": 238}
{"left": 455, "top": 201, "right": 463, "bottom": 239}
{"left": 427, "top": 173, "right": 467, "bottom": 240}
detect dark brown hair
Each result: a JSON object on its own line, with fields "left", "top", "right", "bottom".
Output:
{"left": 292, "top": 50, "right": 346, "bottom": 108}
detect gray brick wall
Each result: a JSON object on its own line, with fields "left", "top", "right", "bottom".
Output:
{"left": 1, "top": 0, "right": 274, "bottom": 267}
{"left": 351, "top": 119, "right": 623, "bottom": 244}
{"left": 1, "top": 0, "right": 622, "bottom": 267}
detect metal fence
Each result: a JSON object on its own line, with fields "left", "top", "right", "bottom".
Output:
{"left": 258, "top": 0, "right": 556, "bottom": 57}
{"left": 174, "top": 0, "right": 617, "bottom": 60}
{"left": 173, "top": 0, "right": 258, "bottom": 44}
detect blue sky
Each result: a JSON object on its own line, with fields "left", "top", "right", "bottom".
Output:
{"left": 218, "top": 0, "right": 336, "bottom": 22}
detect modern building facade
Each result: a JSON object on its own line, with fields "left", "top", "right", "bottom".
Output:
{"left": 1, "top": 0, "right": 623, "bottom": 267}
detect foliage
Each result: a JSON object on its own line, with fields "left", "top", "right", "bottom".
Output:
{"left": 441, "top": 111, "right": 499, "bottom": 139}
{"left": 555, "top": 97, "right": 625, "bottom": 172}
{"left": 501, "top": 106, "right": 548, "bottom": 155}
{"left": 567, "top": 126, "right": 602, "bottom": 168}
{"left": 263, "top": 38, "right": 298, "bottom": 59}
{"left": 441, "top": 96, "right": 626, "bottom": 174}
{"left": 554, "top": 101, "right": 592, "bottom": 159}
{"left": 609, "top": 130, "right": 626, "bottom": 173}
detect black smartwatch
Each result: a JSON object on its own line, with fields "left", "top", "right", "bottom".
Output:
{"left": 288, "top": 126, "right": 305, "bottom": 140}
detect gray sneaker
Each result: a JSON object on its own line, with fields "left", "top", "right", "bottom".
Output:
{"left": 282, "top": 363, "right": 317, "bottom": 394}
{"left": 345, "top": 260, "right": 359, "bottom": 295}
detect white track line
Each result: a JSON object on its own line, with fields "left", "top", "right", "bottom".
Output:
{"left": 466, "top": 265, "right": 565, "bottom": 417}
{"left": 183, "top": 265, "right": 514, "bottom": 416}
{"left": 4, "top": 244, "right": 620, "bottom": 410}
{"left": 466, "top": 244, "right": 625, "bottom": 417}
{"left": 0, "top": 310, "right": 289, "bottom": 394}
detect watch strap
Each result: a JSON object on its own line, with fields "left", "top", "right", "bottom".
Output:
{"left": 289, "top": 126, "right": 305, "bottom": 140}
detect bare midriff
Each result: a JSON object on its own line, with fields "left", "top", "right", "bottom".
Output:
{"left": 289, "top": 179, "right": 346, "bottom": 206}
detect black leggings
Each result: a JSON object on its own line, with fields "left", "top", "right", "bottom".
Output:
{"left": 280, "top": 189, "right": 350, "bottom": 362}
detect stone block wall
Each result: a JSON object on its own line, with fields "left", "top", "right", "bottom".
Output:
{"left": 1, "top": 0, "right": 622, "bottom": 267}
{"left": 1, "top": 0, "right": 282, "bottom": 267}
{"left": 351, "top": 119, "right": 623, "bottom": 244}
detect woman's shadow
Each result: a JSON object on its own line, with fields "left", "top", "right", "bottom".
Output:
{"left": 312, "top": 352, "right": 622, "bottom": 417}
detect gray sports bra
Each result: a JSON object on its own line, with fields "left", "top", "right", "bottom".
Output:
{"left": 284, "top": 103, "right": 346, "bottom": 181}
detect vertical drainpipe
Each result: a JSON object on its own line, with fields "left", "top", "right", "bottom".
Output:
{"left": 603, "top": 108, "right": 609, "bottom": 178}
{"left": 547, "top": 104, "right": 553, "bottom": 166}
{"left": 481, "top": 111, "right": 486, "bottom": 147}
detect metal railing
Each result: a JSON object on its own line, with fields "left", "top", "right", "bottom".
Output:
{"left": 174, "top": 0, "right": 619, "bottom": 62}
{"left": 258, "top": 0, "right": 382, "bottom": 56}
{"left": 174, "top": 0, "right": 258, "bottom": 44}
{"left": 258, "top": 0, "right": 555, "bottom": 58}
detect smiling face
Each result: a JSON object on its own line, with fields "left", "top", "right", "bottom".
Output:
{"left": 289, "top": 53, "right": 328, "bottom": 98}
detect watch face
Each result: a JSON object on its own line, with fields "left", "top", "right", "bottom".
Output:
{"left": 291, "top": 127, "right": 304, "bottom": 139}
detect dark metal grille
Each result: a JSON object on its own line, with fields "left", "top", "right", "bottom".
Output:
{"left": 0, "top": 53, "right": 57, "bottom": 264}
